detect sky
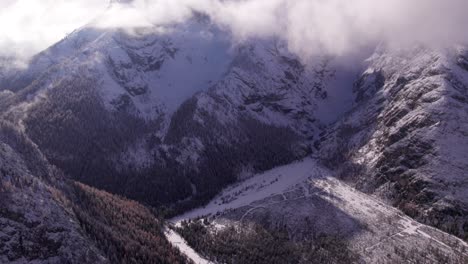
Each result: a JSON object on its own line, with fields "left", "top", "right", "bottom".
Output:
{"left": 1, "top": 0, "right": 468, "bottom": 60}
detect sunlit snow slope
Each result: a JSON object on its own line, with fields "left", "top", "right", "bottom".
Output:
{"left": 171, "top": 158, "right": 468, "bottom": 263}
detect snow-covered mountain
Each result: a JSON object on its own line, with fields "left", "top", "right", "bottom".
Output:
{"left": 161, "top": 45, "right": 468, "bottom": 264}
{"left": 0, "top": 121, "right": 192, "bottom": 264}
{"left": 1, "top": 12, "right": 348, "bottom": 212}
{"left": 319, "top": 45, "right": 468, "bottom": 240}
{"left": 1, "top": 6, "right": 468, "bottom": 264}
{"left": 171, "top": 159, "right": 468, "bottom": 263}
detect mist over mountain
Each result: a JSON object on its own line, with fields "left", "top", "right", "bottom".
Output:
{"left": 2, "top": 0, "right": 468, "bottom": 60}
{"left": 1, "top": 1, "right": 468, "bottom": 264}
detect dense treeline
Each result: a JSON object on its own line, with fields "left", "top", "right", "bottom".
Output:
{"left": 23, "top": 75, "right": 194, "bottom": 206}
{"left": 0, "top": 121, "right": 108, "bottom": 263}
{"left": 72, "top": 182, "right": 190, "bottom": 264}
{"left": 176, "top": 219, "right": 360, "bottom": 264}
{"left": 0, "top": 121, "right": 54, "bottom": 182}
{"left": 126, "top": 96, "right": 307, "bottom": 215}
{"left": 0, "top": 120, "right": 189, "bottom": 263}
{"left": 23, "top": 75, "right": 307, "bottom": 214}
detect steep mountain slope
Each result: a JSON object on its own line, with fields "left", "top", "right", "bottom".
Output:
{"left": 0, "top": 12, "right": 343, "bottom": 212}
{"left": 165, "top": 44, "right": 468, "bottom": 263}
{"left": 170, "top": 159, "right": 468, "bottom": 263}
{"left": 2, "top": 5, "right": 468, "bottom": 263}
{"left": 71, "top": 182, "right": 190, "bottom": 264}
{"left": 0, "top": 122, "right": 107, "bottom": 263}
{"left": 0, "top": 121, "right": 192, "bottom": 263}
{"left": 319, "top": 45, "right": 468, "bottom": 240}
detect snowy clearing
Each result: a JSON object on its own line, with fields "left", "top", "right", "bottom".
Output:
{"left": 171, "top": 158, "right": 321, "bottom": 223}
{"left": 169, "top": 157, "right": 468, "bottom": 263}
{"left": 164, "top": 227, "right": 213, "bottom": 264}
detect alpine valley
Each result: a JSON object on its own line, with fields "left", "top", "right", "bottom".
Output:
{"left": 1, "top": 2, "right": 468, "bottom": 264}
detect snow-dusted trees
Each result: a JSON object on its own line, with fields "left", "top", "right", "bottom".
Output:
{"left": 176, "top": 219, "right": 359, "bottom": 264}
{"left": 72, "top": 182, "right": 190, "bottom": 264}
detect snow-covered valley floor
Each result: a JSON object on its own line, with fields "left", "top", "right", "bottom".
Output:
{"left": 167, "top": 158, "right": 468, "bottom": 263}
{"left": 172, "top": 158, "right": 319, "bottom": 222}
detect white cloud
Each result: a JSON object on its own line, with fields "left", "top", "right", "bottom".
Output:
{"left": 201, "top": 0, "right": 468, "bottom": 57}
{"left": 1, "top": 0, "right": 468, "bottom": 60}
{"left": 0, "top": 0, "right": 108, "bottom": 58}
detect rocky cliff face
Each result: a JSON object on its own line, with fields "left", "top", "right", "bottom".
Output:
{"left": 319, "top": 45, "right": 468, "bottom": 239}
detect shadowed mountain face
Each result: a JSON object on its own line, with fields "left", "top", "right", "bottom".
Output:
{"left": 0, "top": 121, "right": 191, "bottom": 264}
{"left": 0, "top": 18, "right": 334, "bottom": 213}
{"left": 1, "top": 10, "right": 468, "bottom": 264}
{"left": 0, "top": 122, "right": 107, "bottom": 263}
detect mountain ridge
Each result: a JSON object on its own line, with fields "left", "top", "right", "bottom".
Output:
{"left": 1, "top": 11, "right": 468, "bottom": 263}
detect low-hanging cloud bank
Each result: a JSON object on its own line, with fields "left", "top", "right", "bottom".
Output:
{"left": 0, "top": 0, "right": 108, "bottom": 59}
{"left": 175, "top": 0, "right": 468, "bottom": 57}
{"left": 1, "top": 0, "right": 468, "bottom": 60}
